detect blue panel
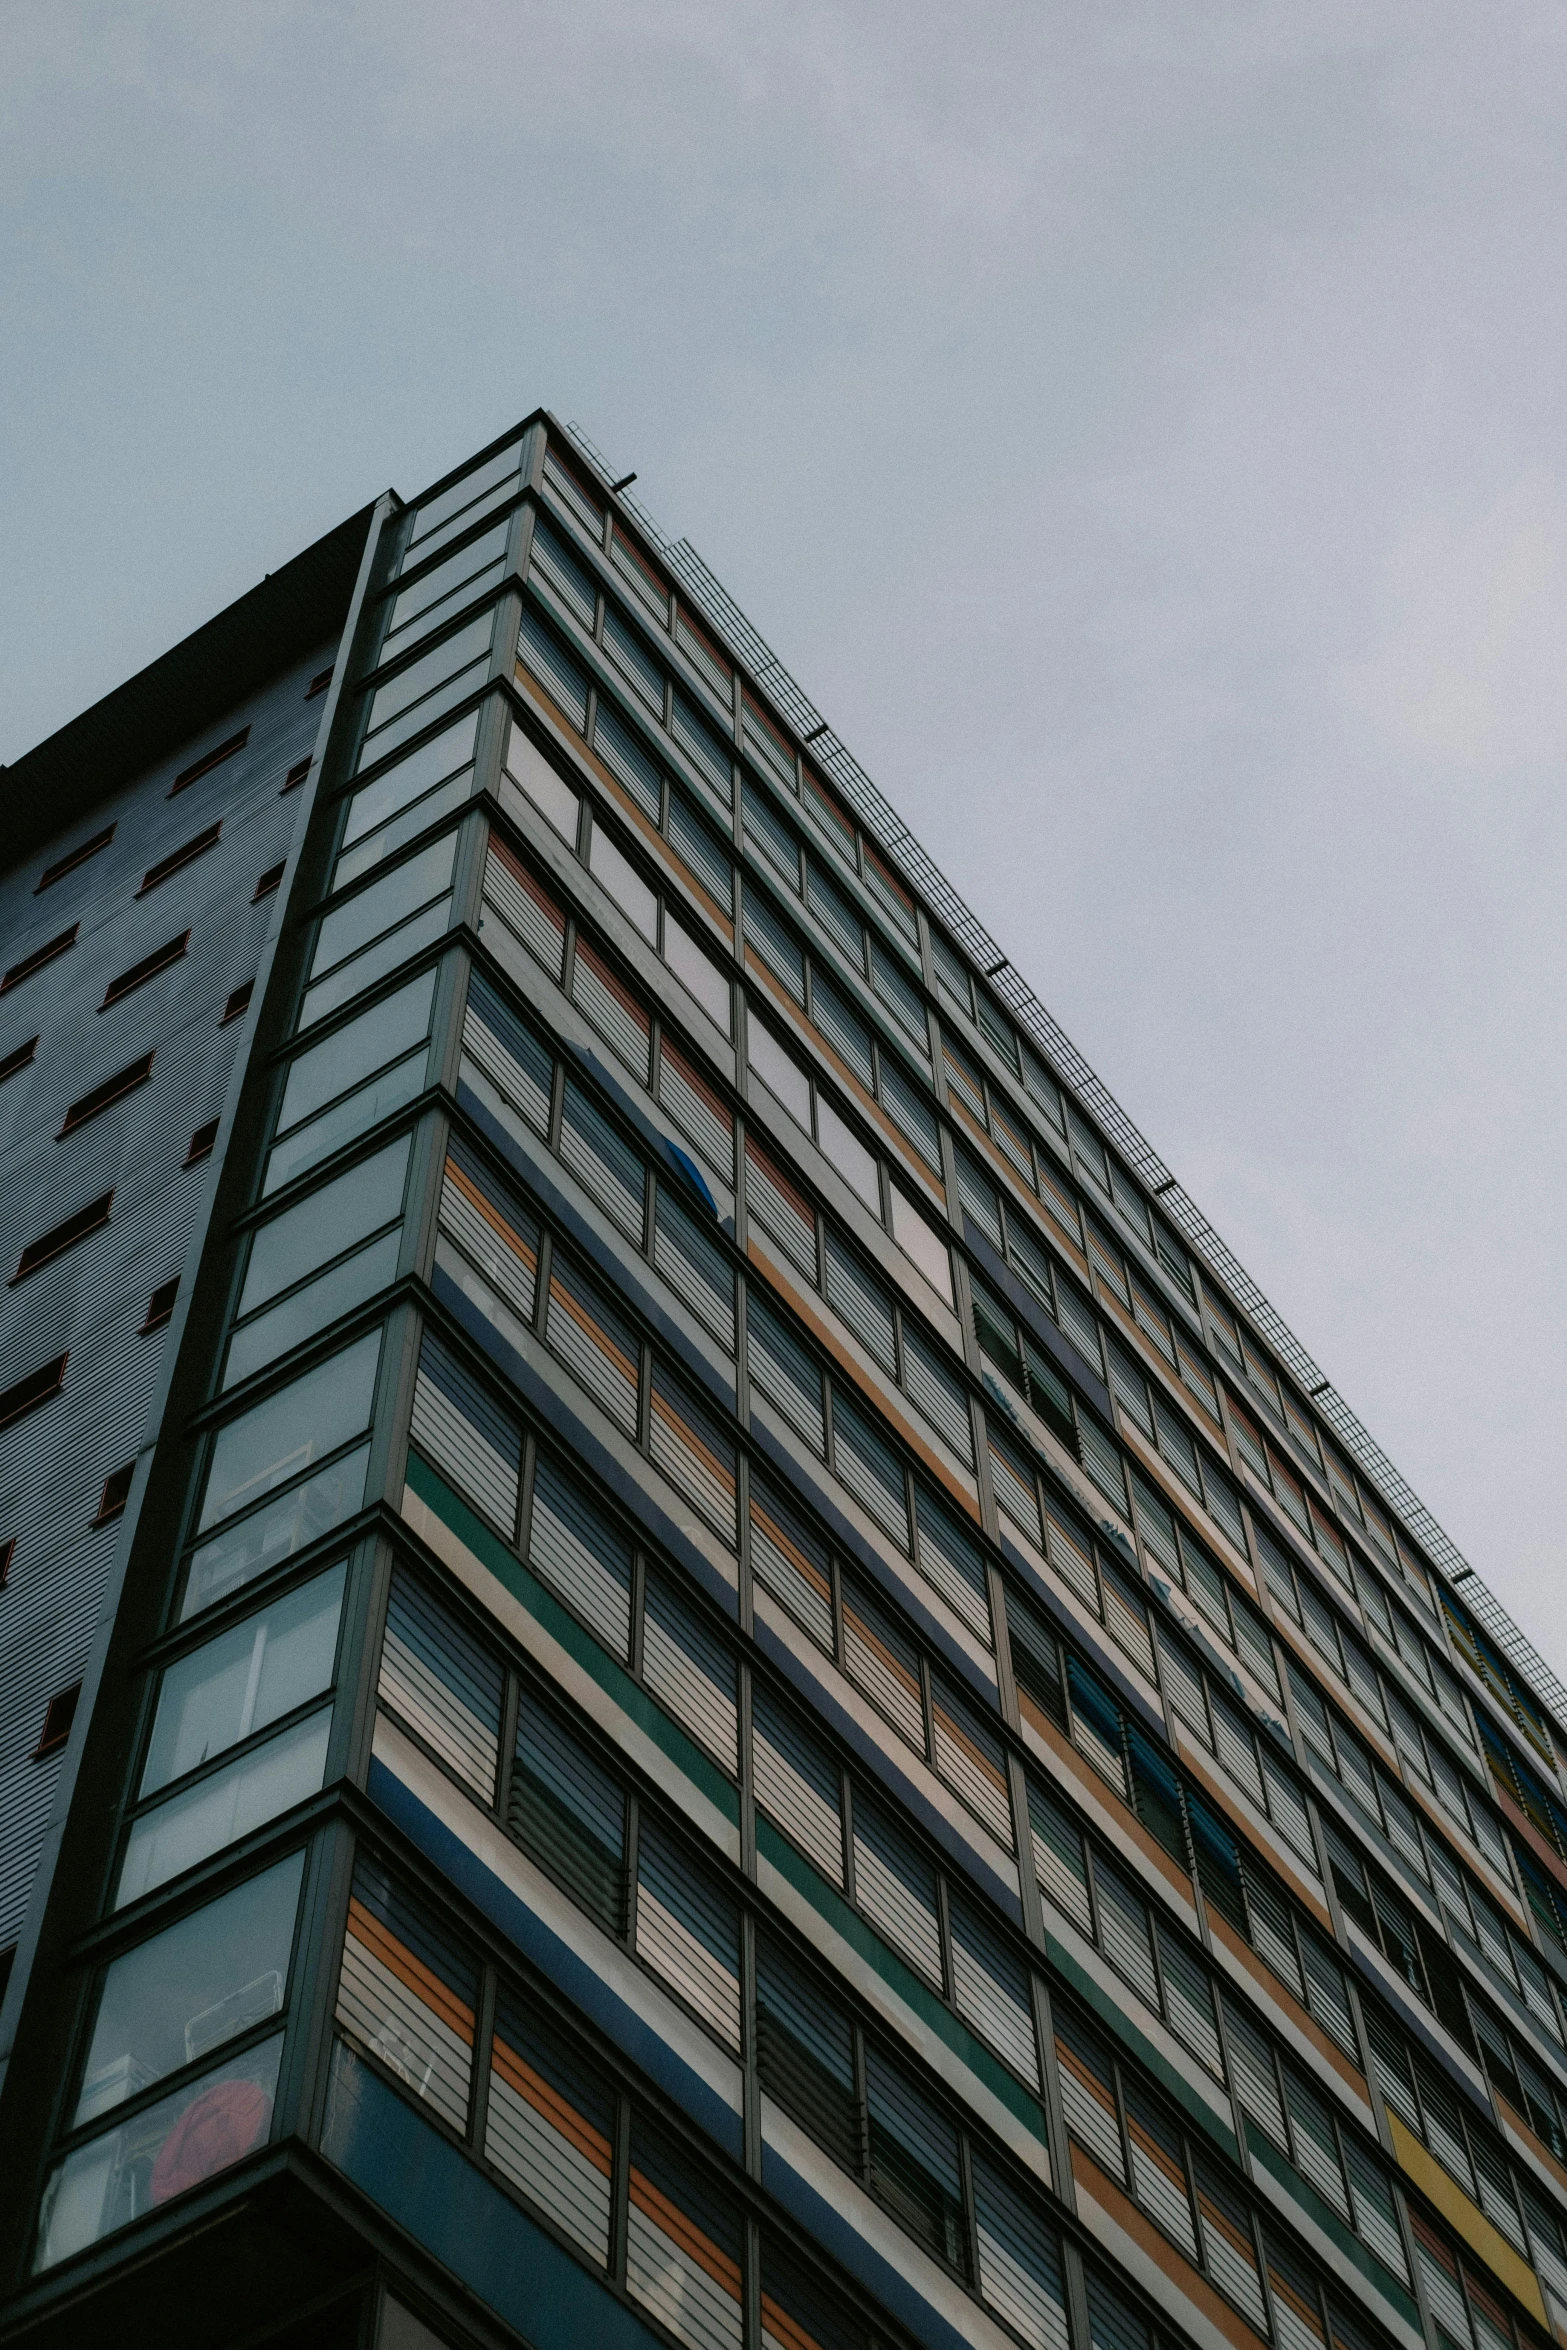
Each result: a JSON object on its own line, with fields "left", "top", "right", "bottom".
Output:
{"left": 324, "top": 2042, "right": 662, "bottom": 2350}
{"left": 367, "top": 1754, "right": 744, "bottom": 2160}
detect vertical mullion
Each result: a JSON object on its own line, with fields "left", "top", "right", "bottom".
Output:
{"left": 469, "top": 1961, "right": 498, "bottom": 2154}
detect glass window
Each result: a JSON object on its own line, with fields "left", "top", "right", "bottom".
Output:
{"left": 588, "top": 823, "right": 657, "bottom": 941}
{"left": 76, "top": 1853, "right": 305, "bottom": 2124}
{"left": 747, "top": 1016, "right": 811, "bottom": 1127}
{"left": 180, "top": 1446, "right": 369, "bottom": 1620}
{"left": 197, "top": 1331, "right": 381, "bottom": 1534}
{"left": 142, "top": 1564, "right": 346, "bottom": 1796}
{"left": 815, "top": 1094, "right": 879, "bottom": 1211}
{"left": 502, "top": 719, "right": 579, "bottom": 842}
{"left": 385, "top": 521, "right": 508, "bottom": 645}
{"left": 266, "top": 971, "right": 436, "bottom": 1196}
{"left": 404, "top": 443, "right": 522, "bottom": 559}
{"left": 363, "top": 613, "right": 494, "bottom": 744}
{"left": 240, "top": 1137, "right": 410, "bottom": 1319}
{"left": 335, "top": 713, "right": 479, "bottom": 891}
{"left": 118, "top": 1712, "right": 331, "bottom": 1907}
{"left": 223, "top": 1235, "right": 400, "bottom": 1391}
{"left": 891, "top": 1188, "right": 953, "bottom": 1305}
{"left": 300, "top": 906, "right": 453, "bottom": 1032}
{"left": 664, "top": 912, "right": 731, "bottom": 1034}
{"left": 37, "top": 2037, "right": 283, "bottom": 2269}
{"left": 309, "top": 836, "right": 458, "bottom": 984}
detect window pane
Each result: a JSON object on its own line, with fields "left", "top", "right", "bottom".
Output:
{"left": 815, "top": 1094, "right": 879, "bottom": 1210}
{"left": 340, "top": 711, "right": 479, "bottom": 846}
{"left": 264, "top": 1051, "right": 427, "bottom": 1197}
{"left": 38, "top": 2037, "right": 283, "bottom": 2270}
{"left": 275, "top": 971, "right": 437, "bottom": 1138}
{"left": 179, "top": 1445, "right": 369, "bottom": 1621}
{"left": 385, "top": 523, "right": 508, "bottom": 643}
{"left": 223, "top": 1229, "right": 401, "bottom": 1390}
{"left": 310, "top": 835, "right": 458, "bottom": 982}
{"left": 142, "top": 1564, "right": 346, "bottom": 1795}
{"left": 240, "top": 1137, "right": 411, "bottom": 1318}
{"left": 197, "top": 1331, "right": 381, "bottom": 1532}
{"left": 76, "top": 1853, "right": 305, "bottom": 2123}
{"left": 118, "top": 1711, "right": 331, "bottom": 1906}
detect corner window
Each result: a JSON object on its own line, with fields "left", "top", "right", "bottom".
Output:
{"left": 224, "top": 1137, "right": 409, "bottom": 1389}
{"left": 265, "top": 967, "right": 437, "bottom": 1197}
{"left": 196, "top": 1329, "right": 382, "bottom": 1535}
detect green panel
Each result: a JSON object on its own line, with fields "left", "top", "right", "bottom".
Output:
{"left": 406, "top": 1446, "right": 739, "bottom": 1826}
{"left": 756, "top": 1814, "right": 1049, "bottom": 2145}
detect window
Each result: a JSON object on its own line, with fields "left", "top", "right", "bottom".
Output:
{"left": 282, "top": 758, "right": 311, "bottom": 794}
{"left": 0, "top": 1036, "right": 37, "bottom": 1084}
{"left": 170, "top": 728, "right": 249, "bottom": 795}
{"left": 139, "top": 1564, "right": 345, "bottom": 1799}
{"left": 138, "top": 824, "right": 221, "bottom": 895}
{"left": 73, "top": 1854, "right": 304, "bottom": 2127}
{"left": 300, "top": 832, "right": 458, "bottom": 1029}
{"left": 305, "top": 666, "right": 333, "bottom": 699}
{"left": 57, "top": 1057, "right": 152, "bottom": 1137}
{"left": 38, "top": 824, "right": 115, "bottom": 891}
{"left": 336, "top": 708, "right": 477, "bottom": 891}
{"left": 94, "top": 1464, "right": 135, "bottom": 1524}
{"left": 13, "top": 1191, "right": 114, "bottom": 1282}
{"left": 220, "top": 981, "right": 254, "bottom": 1026}
{"left": 265, "top": 967, "right": 437, "bottom": 1196}
{"left": 359, "top": 612, "right": 493, "bottom": 765}
{"left": 36, "top": 1683, "right": 80, "bottom": 1757}
{"left": 0, "top": 1539, "right": 11, "bottom": 1587}
{"left": 224, "top": 1133, "right": 408, "bottom": 1388}
{"left": 0, "top": 1353, "right": 67, "bottom": 1430}
{"left": 185, "top": 1119, "right": 219, "bottom": 1165}
{"left": 100, "top": 932, "right": 190, "bottom": 1008}
{"left": 194, "top": 1330, "right": 381, "bottom": 1537}
{"left": 3, "top": 926, "right": 78, "bottom": 991}
{"left": 253, "top": 863, "right": 285, "bottom": 902}
{"left": 141, "top": 1279, "right": 178, "bottom": 1333}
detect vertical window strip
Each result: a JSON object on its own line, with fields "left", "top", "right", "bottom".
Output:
{"left": 486, "top": 1994, "right": 616, "bottom": 2266}
{"left": 411, "top": 1331, "right": 521, "bottom": 1535}
{"left": 484, "top": 830, "right": 568, "bottom": 977}
{"left": 337, "top": 1862, "right": 478, "bottom": 2135}
{"left": 381, "top": 1567, "right": 504, "bottom": 1800}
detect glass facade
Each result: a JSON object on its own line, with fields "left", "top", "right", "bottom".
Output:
{"left": 3, "top": 416, "right": 1567, "bottom": 2350}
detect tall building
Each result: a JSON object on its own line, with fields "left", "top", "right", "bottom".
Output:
{"left": 1, "top": 416, "right": 1565, "bottom": 2350}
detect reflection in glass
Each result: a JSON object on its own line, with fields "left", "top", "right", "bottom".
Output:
{"left": 76, "top": 1853, "right": 304, "bottom": 2123}
{"left": 223, "top": 1232, "right": 401, "bottom": 1391}
{"left": 38, "top": 2037, "right": 282, "bottom": 2269}
{"left": 118, "top": 1711, "right": 331, "bottom": 1907}
{"left": 143, "top": 1565, "right": 345, "bottom": 1796}
{"left": 180, "top": 1444, "right": 368, "bottom": 1620}
{"left": 197, "top": 1331, "right": 381, "bottom": 1533}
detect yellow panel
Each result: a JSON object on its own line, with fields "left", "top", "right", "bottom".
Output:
{"left": 1387, "top": 2109, "right": 1547, "bottom": 2324}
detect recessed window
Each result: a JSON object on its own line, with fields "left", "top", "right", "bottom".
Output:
{"left": 0, "top": 1037, "right": 38, "bottom": 1086}
{"left": 12, "top": 1191, "right": 114, "bottom": 1283}
{"left": 138, "top": 825, "right": 221, "bottom": 896}
{"left": 59, "top": 1054, "right": 155, "bottom": 1136}
{"left": 253, "top": 862, "right": 286, "bottom": 902}
{"left": 0, "top": 1354, "right": 68, "bottom": 1431}
{"left": 35, "top": 1684, "right": 81, "bottom": 1757}
{"left": 2, "top": 927, "right": 78, "bottom": 993}
{"left": 37, "top": 825, "right": 115, "bottom": 893}
{"left": 305, "top": 666, "right": 334, "bottom": 700}
{"left": 221, "top": 981, "right": 255, "bottom": 1026}
{"left": 141, "top": 1278, "right": 178, "bottom": 1332}
{"left": 169, "top": 728, "right": 249, "bottom": 796}
{"left": 93, "top": 1464, "right": 134, "bottom": 1525}
{"left": 282, "top": 759, "right": 312, "bottom": 794}
{"left": 0, "top": 1539, "right": 14, "bottom": 1587}
{"left": 186, "top": 1118, "right": 220, "bottom": 1166}
{"left": 100, "top": 932, "right": 190, "bottom": 1010}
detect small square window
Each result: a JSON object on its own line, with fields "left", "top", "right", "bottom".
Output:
{"left": 138, "top": 824, "right": 221, "bottom": 897}
{"left": 101, "top": 932, "right": 190, "bottom": 1009}
{"left": 94, "top": 1463, "right": 134, "bottom": 1525}
{"left": 59, "top": 1053, "right": 155, "bottom": 1136}
{"left": 0, "top": 1037, "right": 38, "bottom": 1086}
{"left": 35, "top": 1684, "right": 80, "bottom": 1758}
{"left": 281, "top": 759, "right": 312, "bottom": 794}
{"left": 37, "top": 825, "right": 115, "bottom": 893}
{"left": 0, "top": 1354, "right": 67, "bottom": 1430}
{"left": 141, "top": 1278, "right": 178, "bottom": 1333}
{"left": 221, "top": 981, "right": 255, "bottom": 1026}
{"left": 305, "top": 666, "right": 334, "bottom": 700}
{"left": 169, "top": 728, "right": 249, "bottom": 797}
{"left": 0, "top": 1538, "right": 14, "bottom": 1588}
{"left": 185, "top": 1118, "right": 220, "bottom": 1166}
{"left": 3, "top": 927, "right": 78, "bottom": 993}
{"left": 253, "top": 863, "right": 286, "bottom": 903}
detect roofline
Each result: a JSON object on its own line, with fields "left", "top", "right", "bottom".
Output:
{"left": 0, "top": 500, "right": 378, "bottom": 866}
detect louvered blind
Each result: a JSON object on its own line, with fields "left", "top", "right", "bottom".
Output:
{"left": 380, "top": 1567, "right": 503, "bottom": 1801}
{"left": 486, "top": 1993, "right": 615, "bottom": 2265}
{"left": 527, "top": 1454, "right": 633, "bottom": 1658}
{"left": 337, "top": 1861, "right": 478, "bottom": 2134}
{"left": 410, "top": 1331, "right": 521, "bottom": 1535}
{"left": 510, "top": 1693, "right": 628, "bottom": 1933}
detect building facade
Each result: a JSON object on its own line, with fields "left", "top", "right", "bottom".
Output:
{"left": 2, "top": 417, "right": 1566, "bottom": 2350}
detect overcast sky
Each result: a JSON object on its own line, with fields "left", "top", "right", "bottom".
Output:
{"left": 5, "top": 4, "right": 1564, "bottom": 1671}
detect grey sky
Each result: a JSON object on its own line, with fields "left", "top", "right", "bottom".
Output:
{"left": 5, "top": 4, "right": 1563, "bottom": 1664}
